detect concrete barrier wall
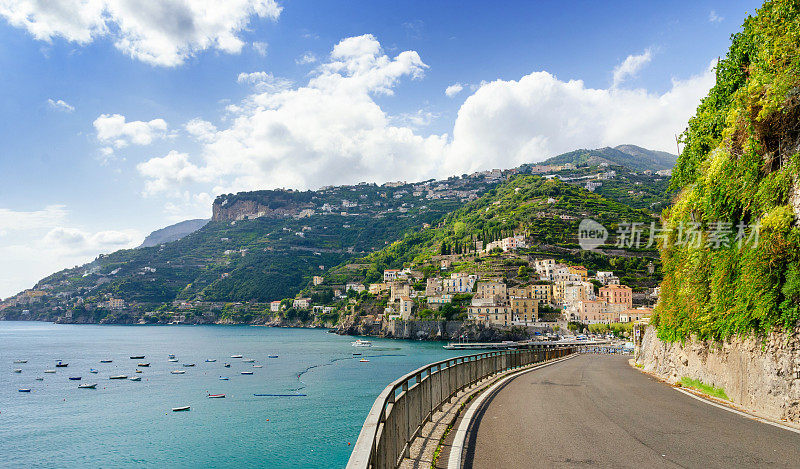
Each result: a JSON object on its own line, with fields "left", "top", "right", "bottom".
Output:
{"left": 347, "top": 346, "right": 574, "bottom": 469}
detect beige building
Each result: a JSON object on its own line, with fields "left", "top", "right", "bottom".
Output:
{"left": 313, "top": 276, "right": 324, "bottom": 286}
{"left": 568, "top": 265, "right": 588, "bottom": 281}
{"left": 508, "top": 286, "right": 532, "bottom": 299}
{"left": 426, "top": 277, "right": 443, "bottom": 296}
{"left": 531, "top": 283, "right": 552, "bottom": 304}
{"left": 369, "top": 283, "right": 390, "bottom": 295}
{"left": 510, "top": 298, "right": 538, "bottom": 323}
{"left": 399, "top": 296, "right": 414, "bottom": 320}
{"left": 270, "top": 300, "right": 282, "bottom": 312}
{"left": 476, "top": 281, "right": 507, "bottom": 300}
{"left": 390, "top": 282, "right": 411, "bottom": 302}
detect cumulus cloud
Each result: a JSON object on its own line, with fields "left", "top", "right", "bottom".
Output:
{"left": 136, "top": 34, "right": 714, "bottom": 199}
{"left": 445, "top": 83, "right": 464, "bottom": 97}
{"left": 236, "top": 71, "right": 293, "bottom": 92}
{"left": 612, "top": 49, "right": 652, "bottom": 87}
{"left": 0, "top": 205, "right": 141, "bottom": 298}
{"left": 47, "top": 98, "right": 74, "bottom": 112}
{"left": 93, "top": 113, "right": 168, "bottom": 148}
{"left": 0, "top": 0, "right": 282, "bottom": 66}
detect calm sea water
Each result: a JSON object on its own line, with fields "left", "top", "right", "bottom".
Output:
{"left": 0, "top": 321, "right": 461, "bottom": 468}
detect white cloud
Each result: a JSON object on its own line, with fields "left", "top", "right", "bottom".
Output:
{"left": 445, "top": 83, "right": 464, "bottom": 97}
{"left": 0, "top": 205, "right": 141, "bottom": 298}
{"left": 93, "top": 113, "right": 168, "bottom": 148}
{"left": 47, "top": 98, "right": 74, "bottom": 112}
{"left": 236, "top": 71, "right": 294, "bottom": 92}
{"left": 612, "top": 49, "right": 652, "bottom": 87}
{"left": 709, "top": 10, "right": 724, "bottom": 23}
{"left": 184, "top": 118, "right": 217, "bottom": 142}
{"left": 296, "top": 51, "right": 316, "bottom": 65}
{"left": 136, "top": 35, "right": 714, "bottom": 200}
{"left": 252, "top": 41, "right": 268, "bottom": 56}
{"left": 0, "top": 0, "right": 282, "bottom": 66}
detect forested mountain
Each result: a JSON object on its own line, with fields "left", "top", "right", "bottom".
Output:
{"left": 138, "top": 219, "right": 209, "bottom": 248}
{"left": 542, "top": 145, "right": 677, "bottom": 171}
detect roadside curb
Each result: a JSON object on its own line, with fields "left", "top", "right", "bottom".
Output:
{"left": 446, "top": 353, "right": 578, "bottom": 469}
{"left": 627, "top": 359, "right": 800, "bottom": 434}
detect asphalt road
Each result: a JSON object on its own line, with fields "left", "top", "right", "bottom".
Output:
{"left": 463, "top": 354, "right": 800, "bottom": 468}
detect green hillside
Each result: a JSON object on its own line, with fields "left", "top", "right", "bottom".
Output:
{"left": 542, "top": 145, "right": 677, "bottom": 172}
{"left": 655, "top": 0, "right": 800, "bottom": 341}
{"left": 325, "top": 175, "right": 660, "bottom": 286}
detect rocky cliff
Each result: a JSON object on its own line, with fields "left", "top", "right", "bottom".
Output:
{"left": 212, "top": 191, "right": 314, "bottom": 221}
{"left": 637, "top": 326, "right": 800, "bottom": 424}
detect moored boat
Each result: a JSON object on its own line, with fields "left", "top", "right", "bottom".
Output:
{"left": 44, "top": 370, "right": 56, "bottom": 373}
{"left": 253, "top": 365, "right": 263, "bottom": 368}
{"left": 172, "top": 406, "right": 190, "bottom": 412}
{"left": 13, "top": 369, "right": 22, "bottom": 373}
{"left": 205, "top": 359, "right": 216, "bottom": 362}
{"left": 168, "top": 354, "right": 176, "bottom": 359}
{"left": 230, "top": 355, "right": 243, "bottom": 358}
{"left": 207, "top": 394, "right": 225, "bottom": 398}
{"left": 223, "top": 363, "right": 231, "bottom": 368}
{"left": 100, "top": 360, "right": 113, "bottom": 363}
{"left": 135, "top": 369, "right": 142, "bottom": 373}
{"left": 218, "top": 376, "right": 229, "bottom": 380}
{"left": 268, "top": 355, "right": 279, "bottom": 358}
{"left": 182, "top": 363, "right": 195, "bottom": 367}
{"left": 89, "top": 369, "right": 99, "bottom": 373}
{"left": 168, "top": 358, "right": 178, "bottom": 362}
{"left": 55, "top": 361, "right": 68, "bottom": 367}
{"left": 128, "top": 376, "right": 141, "bottom": 381}
{"left": 171, "top": 370, "right": 185, "bottom": 374}
{"left": 130, "top": 356, "right": 145, "bottom": 359}
{"left": 240, "top": 371, "right": 254, "bottom": 375}
{"left": 78, "top": 383, "right": 97, "bottom": 389}
{"left": 109, "top": 375, "right": 127, "bottom": 379}
{"left": 359, "top": 358, "right": 370, "bottom": 362}
{"left": 18, "top": 389, "right": 31, "bottom": 392}
{"left": 13, "top": 360, "right": 27, "bottom": 364}
{"left": 68, "top": 377, "right": 81, "bottom": 380}
{"left": 35, "top": 377, "right": 43, "bottom": 381}
{"left": 138, "top": 363, "right": 150, "bottom": 367}
{"left": 242, "top": 359, "right": 255, "bottom": 363}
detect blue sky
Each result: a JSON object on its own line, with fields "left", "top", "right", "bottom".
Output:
{"left": 0, "top": 0, "right": 761, "bottom": 298}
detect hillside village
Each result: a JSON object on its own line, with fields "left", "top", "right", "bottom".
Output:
{"left": 0, "top": 145, "right": 669, "bottom": 335}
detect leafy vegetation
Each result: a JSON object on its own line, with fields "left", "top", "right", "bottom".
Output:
{"left": 679, "top": 377, "right": 729, "bottom": 400}
{"left": 655, "top": 0, "right": 800, "bottom": 341}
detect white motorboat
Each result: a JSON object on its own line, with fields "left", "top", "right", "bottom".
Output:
{"left": 351, "top": 339, "right": 373, "bottom": 347}
{"left": 171, "top": 370, "right": 186, "bottom": 374}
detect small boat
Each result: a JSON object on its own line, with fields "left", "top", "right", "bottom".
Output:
{"left": 268, "top": 355, "right": 279, "bottom": 359}
{"left": 44, "top": 370, "right": 56, "bottom": 374}
{"left": 207, "top": 394, "right": 225, "bottom": 398}
{"left": 138, "top": 363, "right": 150, "bottom": 367}
{"left": 100, "top": 360, "right": 113, "bottom": 363}
{"left": 35, "top": 377, "right": 44, "bottom": 381}
{"left": 130, "top": 356, "right": 145, "bottom": 359}
{"left": 242, "top": 359, "right": 255, "bottom": 363}
{"left": 78, "top": 383, "right": 97, "bottom": 389}
{"left": 13, "top": 369, "right": 22, "bottom": 373}
{"left": 68, "top": 377, "right": 81, "bottom": 381}
{"left": 13, "top": 360, "right": 27, "bottom": 364}
{"left": 359, "top": 359, "right": 370, "bottom": 363}
{"left": 353, "top": 353, "right": 361, "bottom": 356}
{"left": 240, "top": 371, "right": 254, "bottom": 375}
{"left": 56, "top": 361, "right": 69, "bottom": 367}
{"left": 109, "top": 375, "right": 127, "bottom": 379}
{"left": 128, "top": 376, "right": 141, "bottom": 381}
{"left": 89, "top": 369, "right": 99, "bottom": 373}
{"left": 219, "top": 377, "right": 229, "bottom": 380}
{"left": 168, "top": 358, "right": 178, "bottom": 362}
{"left": 253, "top": 365, "right": 263, "bottom": 368}
{"left": 171, "top": 370, "right": 186, "bottom": 374}
{"left": 172, "top": 406, "right": 190, "bottom": 412}
{"left": 168, "top": 354, "right": 176, "bottom": 359}
{"left": 351, "top": 339, "right": 373, "bottom": 347}
{"left": 18, "top": 389, "right": 31, "bottom": 393}
{"left": 182, "top": 363, "right": 195, "bottom": 367}
{"left": 230, "top": 355, "right": 243, "bottom": 359}
{"left": 135, "top": 369, "right": 142, "bottom": 373}
{"left": 205, "top": 359, "right": 216, "bottom": 363}
{"left": 223, "top": 363, "right": 231, "bottom": 368}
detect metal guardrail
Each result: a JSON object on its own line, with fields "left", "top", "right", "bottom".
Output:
{"left": 347, "top": 346, "right": 575, "bottom": 469}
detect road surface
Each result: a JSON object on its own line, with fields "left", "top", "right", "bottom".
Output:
{"left": 463, "top": 354, "right": 800, "bottom": 468}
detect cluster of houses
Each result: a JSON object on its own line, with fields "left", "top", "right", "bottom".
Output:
{"left": 287, "top": 233, "right": 653, "bottom": 327}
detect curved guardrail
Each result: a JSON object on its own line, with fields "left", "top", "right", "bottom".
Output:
{"left": 347, "top": 345, "right": 575, "bottom": 469}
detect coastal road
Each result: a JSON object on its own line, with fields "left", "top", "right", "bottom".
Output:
{"left": 462, "top": 354, "right": 800, "bottom": 468}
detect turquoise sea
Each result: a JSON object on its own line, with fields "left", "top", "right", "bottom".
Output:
{"left": 0, "top": 321, "right": 461, "bottom": 468}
